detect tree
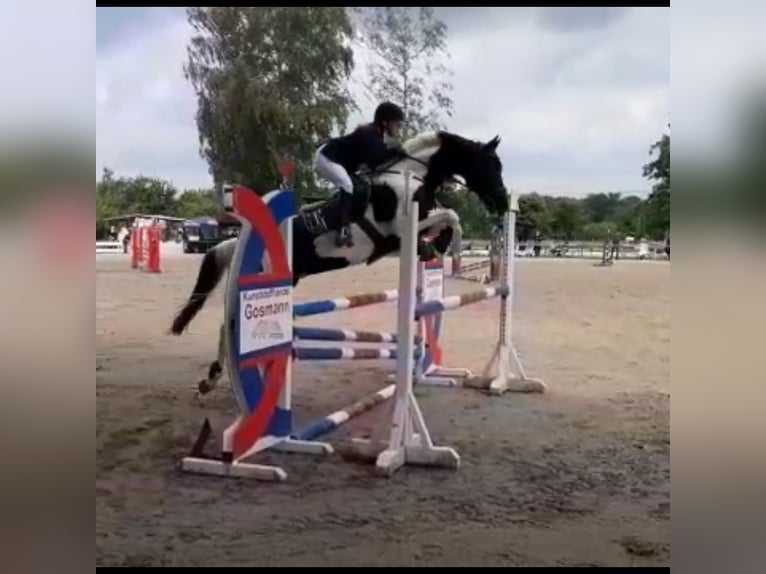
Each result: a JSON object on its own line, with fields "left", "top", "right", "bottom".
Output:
{"left": 185, "top": 7, "right": 355, "bottom": 199}
{"left": 581, "top": 222, "right": 615, "bottom": 241}
{"left": 437, "top": 182, "right": 494, "bottom": 238}
{"left": 96, "top": 168, "right": 177, "bottom": 217}
{"left": 175, "top": 188, "right": 221, "bottom": 219}
{"left": 642, "top": 126, "right": 670, "bottom": 238}
{"left": 612, "top": 195, "right": 645, "bottom": 237}
{"left": 356, "top": 7, "right": 454, "bottom": 138}
{"left": 582, "top": 192, "right": 622, "bottom": 223}
{"left": 549, "top": 197, "right": 587, "bottom": 240}
{"left": 516, "top": 193, "right": 552, "bottom": 241}
{"left": 96, "top": 168, "right": 119, "bottom": 222}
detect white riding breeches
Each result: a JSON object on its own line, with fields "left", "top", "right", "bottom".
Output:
{"left": 315, "top": 144, "right": 354, "bottom": 195}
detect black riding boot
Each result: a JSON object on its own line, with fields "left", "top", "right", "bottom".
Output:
{"left": 335, "top": 191, "right": 354, "bottom": 248}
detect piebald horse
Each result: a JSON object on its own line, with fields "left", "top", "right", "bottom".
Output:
{"left": 170, "top": 130, "right": 509, "bottom": 395}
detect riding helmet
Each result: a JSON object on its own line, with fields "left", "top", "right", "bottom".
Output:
{"left": 374, "top": 102, "right": 405, "bottom": 125}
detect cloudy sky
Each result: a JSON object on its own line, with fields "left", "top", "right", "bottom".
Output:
{"left": 96, "top": 7, "right": 670, "bottom": 197}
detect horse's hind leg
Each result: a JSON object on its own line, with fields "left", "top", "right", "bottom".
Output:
{"left": 197, "top": 323, "right": 227, "bottom": 396}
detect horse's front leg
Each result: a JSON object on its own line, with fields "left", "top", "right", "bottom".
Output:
{"left": 196, "top": 323, "right": 227, "bottom": 396}
{"left": 417, "top": 207, "right": 461, "bottom": 236}
{"left": 417, "top": 208, "right": 461, "bottom": 256}
{"left": 410, "top": 208, "right": 460, "bottom": 261}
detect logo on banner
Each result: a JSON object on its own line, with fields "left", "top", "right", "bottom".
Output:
{"left": 240, "top": 286, "right": 292, "bottom": 355}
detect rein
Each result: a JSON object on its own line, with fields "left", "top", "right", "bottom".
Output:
{"left": 361, "top": 151, "right": 462, "bottom": 188}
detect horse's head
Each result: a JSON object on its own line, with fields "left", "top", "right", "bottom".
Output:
{"left": 427, "top": 132, "right": 510, "bottom": 215}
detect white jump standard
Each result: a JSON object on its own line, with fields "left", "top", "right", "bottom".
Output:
{"left": 349, "top": 194, "right": 461, "bottom": 476}
{"left": 415, "top": 195, "right": 547, "bottom": 395}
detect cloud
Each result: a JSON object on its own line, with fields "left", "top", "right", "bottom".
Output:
{"left": 350, "top": 7, "right": 668, "bottom": 195}
{"left": 535, "top": 7, "right": 628, "bottom": 33}
{"left": 96, "top": 11, "right": 208, "bottom": 189}
{"left": 97, "top": 7, "right": 670, "bottom": 196}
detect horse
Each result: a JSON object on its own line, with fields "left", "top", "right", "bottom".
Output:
{"left": 169, "top": 130, "right": 510, "bottom": 395}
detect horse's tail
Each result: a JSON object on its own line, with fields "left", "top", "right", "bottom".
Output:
{"left": 169, "top": 238, "right": 236, "bottom": 335}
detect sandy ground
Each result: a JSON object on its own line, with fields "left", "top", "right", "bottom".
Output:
{"left": 96, "top": 254, "right": 669, "bottom": 567}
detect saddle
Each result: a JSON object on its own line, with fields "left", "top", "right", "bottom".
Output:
{"left": 296, "top": 163, "right": 447, "bottom": 264}
{"left": 296, "top": 173, "right": 393, "bottom": 258}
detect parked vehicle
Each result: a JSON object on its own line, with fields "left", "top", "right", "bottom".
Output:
{"left": 182, "top": 217, "right": 221, "bottom": 253}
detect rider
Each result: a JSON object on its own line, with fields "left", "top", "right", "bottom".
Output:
{"left": 314, "top": 102, "right": 407, "bottom": 247}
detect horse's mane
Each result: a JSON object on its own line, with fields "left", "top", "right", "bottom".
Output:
{"left": 401, "top": 131, "right": 441, "bottom": 156}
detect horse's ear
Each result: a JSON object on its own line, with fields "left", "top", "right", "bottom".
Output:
{"left": 484, "top": 135, "right": 500, "bottom": 152}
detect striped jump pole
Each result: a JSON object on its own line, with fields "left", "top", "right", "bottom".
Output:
{"left": 291, "top": 384, "right": 395, "bottom": 441}
{"left": 457, "top": 259, "right": 491, "bottom": 274}
{"left": 294, "top": 258, "right": 464, "bottom": 387}
{"left": 293, "top": 290, "right": 398, "bottom": 318}
{"left": 294, "top": 326, "right": 422, "bottom": 345}
{"left": 404, "top": 258, "right": 467, "bottom": 387}
{"left": 293, "top": 346, "right": 422, "bottom": 361}
{"left": 449, "top": 224, "right": 502, "bottom": 283}
{"left": 415, "top": 286, "right": 509, "bottom": 320}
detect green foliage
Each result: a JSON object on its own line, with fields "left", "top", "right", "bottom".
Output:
{"left": 96, "top": 168, "right": 177, "bottom": 220}
{"left": 511, "top": 189, "right": 668, "bottom": 242}
{"left": 516, "top": 193, "right": 553, "bottom": 240}
{"left": 581, "top": 222, "right": 616, "bottom": 241}
{"left": 582, "top": 192, "right": 623, "bottom": 223}
{"left": 642, "top": 127, "right": 670, "bottom": 237}
{"left": 548, "top": 197, "right": 587, "bottom": 241}
{"left": 356, "top": 7, "right": 453, "bottom": 137}
{"left": 184, "top": 7, "right": 356, "bottom": 200}
{"left": 502, "top": 129, "right": 671, "bottom": 242}
{"left": 175, "top": 188, "right": 220, "bottom": 219}
{"left": 95, "top": 165, "right": 671, "bottom": 241}
{"left": 438, "top": 182, "right": 493, "bottom": 237}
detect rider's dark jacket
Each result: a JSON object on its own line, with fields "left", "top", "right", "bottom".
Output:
{"left": 320, "top": 123, "right": 406, "bottom": 174}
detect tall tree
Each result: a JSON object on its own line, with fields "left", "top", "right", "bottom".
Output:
{"left": 184, "top": 7, "right": 355, "bottom": 198}
{"left": 96, "top": 168, "right": 119, "bottom": 222}
{"left": 642, "top": 125, "right": 670, "bottom": 237}
{"left": 355, "top": 7, "right": 454, "bottom": 139}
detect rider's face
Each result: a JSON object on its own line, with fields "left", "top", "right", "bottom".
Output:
{"left": 385, "top": 120, "right": 403, "bottom": 139}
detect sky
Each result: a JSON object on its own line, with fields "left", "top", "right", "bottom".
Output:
{"left": 96, "top": 7, "right": 671, "bottom": 197}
